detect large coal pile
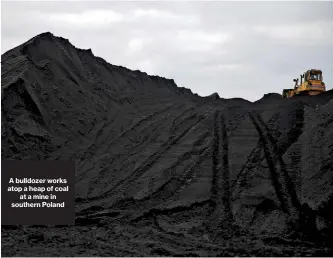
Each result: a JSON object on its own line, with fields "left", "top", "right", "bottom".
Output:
{"left": 1, "top": 32, "right": 333, "bottom": 256}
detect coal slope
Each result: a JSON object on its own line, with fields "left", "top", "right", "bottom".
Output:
{"left": 2, "top": 32, "right": 333, "bottom": 256}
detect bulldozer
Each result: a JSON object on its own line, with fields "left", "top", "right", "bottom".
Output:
{"left": 282, "top": 69, "right": 326, "bottom": 98}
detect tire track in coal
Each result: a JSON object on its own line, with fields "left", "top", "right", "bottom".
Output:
{"left": 148, "top": 110, "right": 212, "bottom": 203}
{"left": 75, "top": 124, "right": 211, "bottom": 216}
{"left": 231, "top": 113, "right": 280, "bottom": 194}
{"left": 73, "top": 103, "right": 175, "bottom": 166}
{"left": 210, "top": 109, "right": 233, "bottom": 229}
{"left": 116, "top": 104, "right": 204, "bottom": 169}
{"left": 169, "top": 105, "right": 197, "bottom": 130}
{"left": 169, "top": 109, "right": 198, "bottom": 134}
{"left": 231, "top": 108, "right": 305, "bottom": 201}
{"left": 82, "top": 102, "right": 188, "bottom": 197}
{"left": 231, "top": 144, "right": 262, "bottom": 198}
{"left": 97, "top": 103, "right": 179, "bottom": 154}
{"left": 77, "top": 145, "right": 212, "bottom": 218}
{"left": 109, "top": 134, "right": 212, "bottom": 211}
{"left": 78, "top": 103, "right": 205, "bottom": 204}
{"left": 78, "top": 111, "right": 211, "bottom": 215}
{"left": 141, "top": 131, "right": 211, "bottom": 204}
{"left": 84, "top": 107, "right": 181, "bottom": 197}
{"left": 249, "top": 111, "right": 301, "bottom": 225}
{"left": 99, "top": 102, "right": 175, "bottom": 148}
{"left": 77, "top": 194, "right": 213, "bottom": 224}
{"left": 112, "top": 112, "right": 208, "bottom": 198}
{"left": 169, "top": 101, "right": 214, "bottom": 135}
{"left": 257, "top": 108, "right": 304, "bottom": 213}
{"left": 84, "top": 112, "right": 207, "bottom": 203}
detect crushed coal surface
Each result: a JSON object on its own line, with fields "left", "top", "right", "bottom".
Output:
{"left": 1, "top": 32, "right": 333, "bottom": 256}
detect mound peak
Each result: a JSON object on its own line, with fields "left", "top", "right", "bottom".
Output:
{"left": 206, "top": 92, "right": 220, "bottom": 100}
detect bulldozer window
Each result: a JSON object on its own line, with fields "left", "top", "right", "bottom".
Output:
{"left": 310, "top": 73, "right": 321, "bottom": 80}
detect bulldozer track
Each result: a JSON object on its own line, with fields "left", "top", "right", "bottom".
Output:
{"left": 256, "top": 110, "right": 303, "bottom": 210}
{"left": 84, "top": 113, "right": 207, "bottom": 203}
{"left": 107, "top": 132, "right": 212, "bottom": 211}
{"left": 78, "top": 104, "right": 209, "bottom": 204}
{"left": 231, "top": 106, "right": 305, "bottom": 201}
{"left": 77, "top": 111, "right": 212, "bottom": 214}
{"left": 249, "top": 111, "right": 301, "bottom": 224}
{"left": 231, "top": 113, "right": 281, "bottom": 199}
{"left": 210, "top": 109, "right": 233, "bottom": 227}
{"left": 84, "top": 107, "right": 180, "bottom": 196}
{"left": 169, "top": 106, "right": 197, "bottom": 130}
{"left": 97, "top": 103, "right": 178, "bottom": 153}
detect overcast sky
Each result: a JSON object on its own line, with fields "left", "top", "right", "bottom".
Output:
{"left": 1, "top": 1, "right": 333, "bottom": 101}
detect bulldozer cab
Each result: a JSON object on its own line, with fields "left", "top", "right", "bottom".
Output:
{"left": 306, "top": 69, "right": 322, "bottom": 82}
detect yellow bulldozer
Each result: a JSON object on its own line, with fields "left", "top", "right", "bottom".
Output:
{"left": 282, "top": 69, "right": 326, "bottom": 98}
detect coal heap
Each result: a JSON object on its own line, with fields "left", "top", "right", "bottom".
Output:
{"left": 2, "top": 32, "right": 333, "bottom": 257}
